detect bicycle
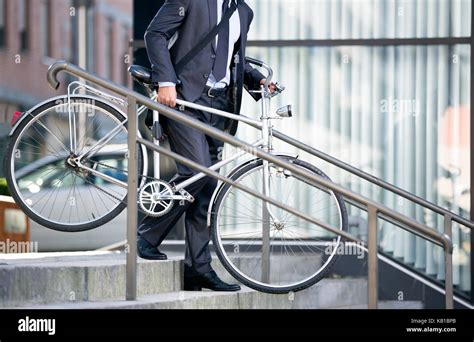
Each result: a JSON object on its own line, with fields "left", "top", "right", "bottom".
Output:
{"left": 5, "top": 58, "right": 348, "bottom": 294}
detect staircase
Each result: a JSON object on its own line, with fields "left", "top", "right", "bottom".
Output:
{"left": 0, "top": 251, "right": 413, "bottom": 309}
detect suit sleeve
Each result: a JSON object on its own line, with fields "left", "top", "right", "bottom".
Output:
{"left": 144, "top": 0, "right": 191, "bottom": 84}
{"left": 242, "top": 10, "right": 265, "bottom": 91}
{"left": 244, "top": 62, "right": 265, "bottom": 91}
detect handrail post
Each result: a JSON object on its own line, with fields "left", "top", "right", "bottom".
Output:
{"left": 126, "top": 96, "right": 138, "bottom": 300}
{"left": 444, "top": 214, "right": 454, "bottom": 309}
{"left": 367, "top": 205, "right": 378, "bottom": 309}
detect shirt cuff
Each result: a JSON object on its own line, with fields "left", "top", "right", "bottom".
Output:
{"left": 158, "top": 82, "right": 176, "bottom": 87}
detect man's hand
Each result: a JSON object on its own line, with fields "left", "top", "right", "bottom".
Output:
{"left": 260, "top": 79, "right": 277, "bottom": 93}
{"left": 157, "top": 86, "right": 177, "bottom": 107}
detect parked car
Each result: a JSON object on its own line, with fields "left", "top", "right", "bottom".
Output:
{"left": 16, "top": 145, "right": 129, "bottom": 252}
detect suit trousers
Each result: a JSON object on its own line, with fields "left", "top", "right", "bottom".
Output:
{"left": 138, "top": 88, "right": 228, "bottom": 276}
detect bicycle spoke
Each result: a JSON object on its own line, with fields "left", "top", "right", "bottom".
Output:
{"left": 8, "top": 98, "right": 137, "bottom": 230}
{"left": 214, "top": 159, "right": 346, "bottom": 291}
{"left": 79, "top": 175, "right": 115, "bottom": 211}
{"left": 284, "top": 228, "right": 329, "bottom": 254}
{"left": 47, "top": 171, "right": 69, "bottom": 219}
{"left": 30, "top": 122, "right": 66, "bottom": 157}
{"left": 34, "top": 118, "right": 70, "bottom": 153}
{"left": 74, "top": 177, "right": 93, "bottom": 220}
{"left": 81, "top": 121, "right": 127, "bottom": 159}
{"left": 21, "top": 133, "right": 65, "bottom": 157}
{"left": 280, "top": 230, "right": 301, "bottom": 282}
{"left": 275, "top": 230, "right": 280, "bottom": 285}
{"left": 221, "top": 230, "right": 268, "bottom": 238}
{"left": 281, "top": 230, "right": 320, "bottom": 260}
{"left": 19, "top": 167, "right": 60, "bottom": 188}
{"left": 84, "top": 175, "right": 108, "bottom": 215}
{"left": 224, "top": 191, "right": 263, "bottom": 214}
{"left": 35, "top": 170, "right": 71, "bottom": 215}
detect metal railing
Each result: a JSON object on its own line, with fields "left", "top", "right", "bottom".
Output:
{"left": 270, "top": 130, "right": 474, "bottom": 230}
{"left": 47, "top": 61, "right": 458, "bottom": 309}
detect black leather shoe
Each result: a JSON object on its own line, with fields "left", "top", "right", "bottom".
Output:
{"left": 137, "top": 236, "right": 167, "bottom": 260}
{"left": 184, "top": 270, "right": 241, "bottom": 292}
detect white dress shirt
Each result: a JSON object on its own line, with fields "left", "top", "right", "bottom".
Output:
{"left": 159, "top": 0, "right": 240, "bottom": 89}
{"left": 206, "top": 0, "right": 241, "bottom": 89}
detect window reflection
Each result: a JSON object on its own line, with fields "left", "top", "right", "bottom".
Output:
{"left": 247, "top": 0, "right": 471, "bottom": 40}
{"left": 238, "top": 42, "right": 470, "bottom": 293}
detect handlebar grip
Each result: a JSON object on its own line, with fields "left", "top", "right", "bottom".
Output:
{"left": 245, "top": 57, "right": 274, "bottom": 90}
{"left": 245, "top": 57, "right": 264, "bottom": 67}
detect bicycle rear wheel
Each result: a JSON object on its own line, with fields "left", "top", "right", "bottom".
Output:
{"left": 5, "top": 95, "right": 145, "bottom": 232}
{"left": 211, "top": 156, "right": 348, "bottom": 294}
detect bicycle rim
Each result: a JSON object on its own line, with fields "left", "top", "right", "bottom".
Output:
{"left": 212, "top": 157, "right": 347, "bottom": 293}
{"left": 6, "top": 96, "right": 140, "bottom": 232}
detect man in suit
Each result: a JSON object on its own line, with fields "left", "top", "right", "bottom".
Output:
{"left": 139, "top": 0, "right": 274, "bottom": 291}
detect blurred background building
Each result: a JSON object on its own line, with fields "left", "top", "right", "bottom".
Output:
{"left": 235, "top": 0, "right": 472, "bottom": 300}
{"left": 0, "top": 0, "right": 134, "bottom": 256}
{"left": 0, "top": 0, "right": 132, "bottom": 165}
{"left": 0, "top": 0, "right": 472, "bottom": 306}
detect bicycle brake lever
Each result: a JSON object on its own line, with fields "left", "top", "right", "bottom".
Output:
{"left": 274, "top": 82, "right": 286, "bottom": 93}
{"left": 268, "top": 82, "right": 286, "bottom": 98}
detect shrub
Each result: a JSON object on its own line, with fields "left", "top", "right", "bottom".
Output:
{"left": 0, "top": 178, "right": 11, "bottom": 196}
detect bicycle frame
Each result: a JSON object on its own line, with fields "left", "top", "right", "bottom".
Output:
{"left": 65, "top": 61, "right": 285, "bottom": 224}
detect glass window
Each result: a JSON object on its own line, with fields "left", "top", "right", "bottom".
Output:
{"left": 247, "top": 0, "right": 471, "bottom": 40}
{"left": 104, "top": 17, "right": 113, "bottom": 79}
{"left": 18, "top": 0, "right": 29, "bottom": 51}
{"left": 86, "top": 5, "right": 95, "bottom": 71}
{"left": 40, "top": 0, "right": 51, "bottom": 57}
{"left": 240, "top": 43, "right": 470, "bottom": 292}
{"left": 244, "top": 44, "right": 470, "bottom": 214}
{"left": 122, "top": 25, "right": 130, "bottom": 85}
{"left": 0, "top": 0, "right": 5, "bottom": 48}
{"left": 70, "top": 4, "right": 95, "bottom": 68}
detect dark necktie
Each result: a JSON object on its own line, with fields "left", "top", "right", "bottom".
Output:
{"left": 212, "top": 0, "right": 231, "bottom": 81}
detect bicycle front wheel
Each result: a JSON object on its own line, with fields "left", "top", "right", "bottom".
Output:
{"left": 5, "top": 95, "right": 145, "bottom": 232}
{"left": 211, "top": 156, "right": 348, "bottom": 294}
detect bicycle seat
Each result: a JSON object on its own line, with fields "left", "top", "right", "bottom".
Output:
{"left": 128, "top": 65, "right": 153, "bottom": 85}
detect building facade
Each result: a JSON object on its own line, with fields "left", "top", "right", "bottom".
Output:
{"left": 0, "top": 0, "right": 133, "bottom": 172}
{"left": 235, "top": 0, "right": 472, "bottom": 299}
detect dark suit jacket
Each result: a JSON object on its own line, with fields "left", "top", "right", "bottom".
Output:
{"left": 144, "top": 0, "right": 264, "bottom": 135}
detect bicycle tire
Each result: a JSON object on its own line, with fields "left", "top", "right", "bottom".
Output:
{"left": 5, "top": 95, "right": 145, "bottom": 232}
{"left": 211, "top": 156, "right": 348, "bottom": 294}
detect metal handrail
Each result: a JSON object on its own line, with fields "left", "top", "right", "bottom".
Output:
{"left": 271, "top": 130, "right": 474, "bottom": 230}
{"left": 47, "top": 61, "right": 455, "bottom": 309}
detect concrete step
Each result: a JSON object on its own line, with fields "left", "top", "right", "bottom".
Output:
{"left": 8, "top": 278, "right": 368, "bottom": 310}
{"left": 10, "top": 288, "right": 294, "bottom": 309}
{"left": 0, "top": 251, "right": 181, "bottom": 307}
{"left": 335, "top": 301, "right": 424, "bottom": 309}
{"left": 0, "top": 252, "right": 368, "bottom": 309}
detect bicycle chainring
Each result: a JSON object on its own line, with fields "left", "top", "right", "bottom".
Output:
{"left": 138, "top": 180, "right": 175, "bottom": 217}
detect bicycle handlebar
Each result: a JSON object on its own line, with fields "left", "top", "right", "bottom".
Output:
{"left": 245, "top": 57, "right": 273, "bottom": 90}
{"left": 245, "top": 56, "right": 265, "bottom": 68}
{"left": 245, "top": 57, "right": 286, "bottom": 97}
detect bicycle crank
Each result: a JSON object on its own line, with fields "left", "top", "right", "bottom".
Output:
{"left": 138, "top": 180, "right": 175, "bottom": 217}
